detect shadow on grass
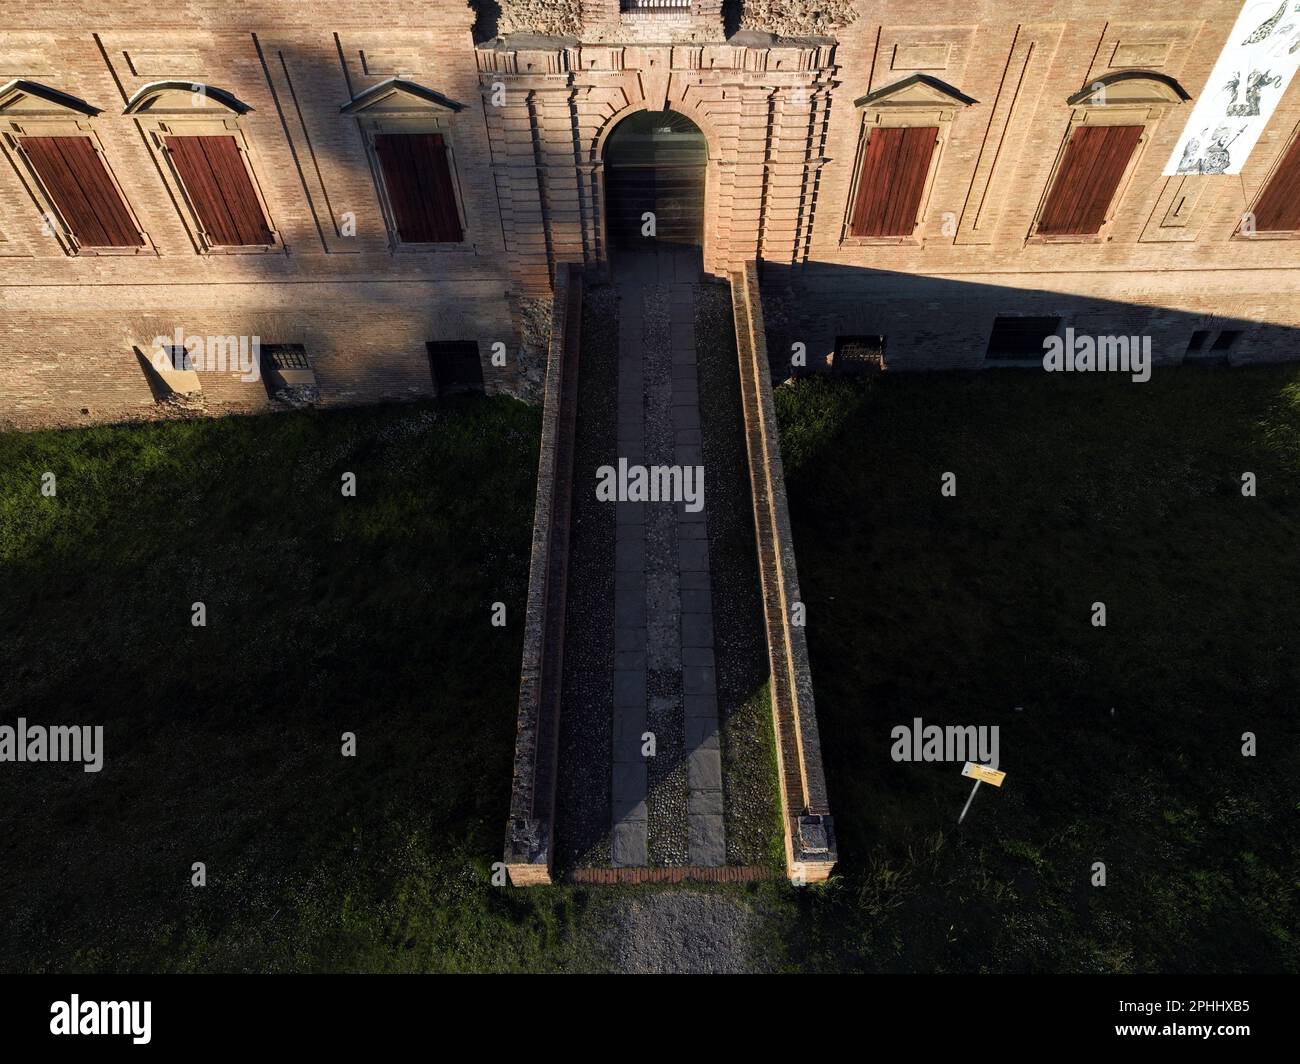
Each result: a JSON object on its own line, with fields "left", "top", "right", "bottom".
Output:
{"left": 0, "top": 395, "right": 608, "bottom": 972}
{"left": 768, "top": 365, "right": 1300, "bottom": 973}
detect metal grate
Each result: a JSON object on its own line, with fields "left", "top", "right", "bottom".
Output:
{"left": 832, "top": 335, "right": 886, "bottom": 374}
{"left": 262, "top": 343, "right": 310, "bottom": 371}
{"left": 621, "top": 0, "right": 692, "bottom": 12}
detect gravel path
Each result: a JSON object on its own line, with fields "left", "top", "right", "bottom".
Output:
{"left": 590, "top": 889, "right": 778, "bottom": 973}
{"left": 554, "top": 284, "right": 620, "bottom": 868}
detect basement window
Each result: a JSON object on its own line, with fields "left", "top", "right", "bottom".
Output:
{"left": 262, "top": 344, "right": 311, "bottom": 372}
{"left": 1185, "top": 329, "right": 1244, "bottom": 364}
{"left": 426, "top": 341, "right": 485, "bottom": 395}
{"left": 140, "top": 343, "right": 202, "bottom": 398}
{"left": 986, "top": 316, "right": 1060, "bottom": 361}
{"left": 153, "top": 344, "right": 191, "bottom": 371}
{"left": 1184, "top": 330, "right": 1211, "bottom": 357}
{"left": 1211, "top": 330, "right": 1243, "bottom": 352}
{"left": 260, "top": 343, "right": 318, "bottom": 404}
{"left": 832, "top": 335, "right": 887, "bottom": 374}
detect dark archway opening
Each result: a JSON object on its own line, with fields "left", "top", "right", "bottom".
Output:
{"left": 603, "top": 110, "right": 707, "bottom": 250}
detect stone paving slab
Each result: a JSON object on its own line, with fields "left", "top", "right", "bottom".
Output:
{"left": 688, "top": 747, "right": 723, "bottom": 791}
{"left": 613, "top": 821, "right": 648, "bottom": 867}
{"left": 688, "top": 814, "right": 726, "bottom": 866}
{"left": 686, "top": 716, "right": 720, "bottom": 749}
{"left": 607, "top": 248, "right": 725, "bottom": 868}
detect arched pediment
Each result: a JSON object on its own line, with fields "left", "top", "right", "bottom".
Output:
{"left": 340, "top": 78, "right": 464, "bottom": 115}
{"left": 123, "top": 82, "right": 252, "bottom": 116}
{"left": 0, "top": 80, "right": 100, "bottom": 117}
{"left": 1067, "top": 71, "right": 1190, "bottom": 107}
{"left": 855, "top": 74, "right": 976, "bottom": 111}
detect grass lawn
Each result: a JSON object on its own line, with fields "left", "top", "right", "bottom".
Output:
{"left": 2, "top": 364, "right": 1295, "bottom": 974}
{"left": 0, "top": 397, "right": 603, "bottom": 972}
{"left": 771, "top": 365, "right": 1300, "bottom": 972}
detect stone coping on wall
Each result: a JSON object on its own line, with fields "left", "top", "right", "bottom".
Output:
{"left": 731, "top": 259, "right": 837, "bottom": 883}
{"left": 503, "top": 262, "right": 583, "bottom": 886}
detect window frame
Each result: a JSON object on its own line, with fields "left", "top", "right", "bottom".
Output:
{"left": 0, "top": 82, "right": 151, "bottom": 257}
{"left": 360, "top": 117, "right": 470, "bottom": 253}
{"left": 125, "top": 85, "right": 281, "bottom": 256}
{"left": 1029, "top": 117, "right": 1148, "bottom": 244}
{"left": 1237, "top": 125, "right": 1300, "bottom": 240}
{"left": 340, "top": 79, "right": 473, "bottom": 254}
{"left": 841, "top": 76, "right": 972, "bottom": 248}
{"left": 984, "top": 314, "right": 1063, "bottom": 364}
{"left": 1028, "top": 72, "right": 1187, "bottom": 245}
{"left": 843, "top": 123, "right": 942, "bottom": 244}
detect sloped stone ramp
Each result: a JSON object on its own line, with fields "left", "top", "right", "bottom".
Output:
{"left": 504, "top": 254, "right": 836, "bottom": 885}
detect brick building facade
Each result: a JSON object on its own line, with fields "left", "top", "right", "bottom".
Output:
{"left": 2, "top": 1, "right": 1298, "bottom": 428}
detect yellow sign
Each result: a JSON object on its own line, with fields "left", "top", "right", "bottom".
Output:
{"left": 962, "top": 762, "right": 1006, "bottom": 787}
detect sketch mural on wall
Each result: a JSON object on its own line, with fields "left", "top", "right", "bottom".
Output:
{"left": 1165, "top": 0, "right": 1300, "bottom": 174}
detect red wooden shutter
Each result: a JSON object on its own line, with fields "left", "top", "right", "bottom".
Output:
{"left": 20, "top": 136, "right": 141, "bottom": 248}
{"left": 1252, "top": 135, "right": 1300, "bottom": 232}
{"left": 374, "top": 133, "right": 463, "bottom": 243}
{"left": 165, "top": 135, "right": 273, "bottom": 246}
{"left": 848, "top": 126, "right": 937, "bottom": 238}
{"left": 1037, "top": 125, "right": 1143, "bottom": 236}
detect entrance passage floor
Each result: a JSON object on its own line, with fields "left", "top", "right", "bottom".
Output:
{"left": 554, "top": 247, "right": 778, "bottom": 875}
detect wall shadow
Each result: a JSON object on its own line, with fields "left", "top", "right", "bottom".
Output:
{"left": 759, "top": 259, "right": 1300, "bottom": 379}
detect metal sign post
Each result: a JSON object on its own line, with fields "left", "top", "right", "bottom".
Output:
{"left": 957, "top": 761, "right": 1006, "bottom": 824}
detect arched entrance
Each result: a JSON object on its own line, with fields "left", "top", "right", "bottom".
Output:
{"left": 603, "top": 110, "right": 707, "bottom": 250}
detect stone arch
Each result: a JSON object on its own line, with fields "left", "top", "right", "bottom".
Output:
{"left": 594, "top": 98, "right": 720, "bottom": 264}
{"left": 602, "top": 108, "right": 707, "bottom": 250}
{"left": 592, "top": 95, "right": 723, "bottom": 167}
{"left": 123, "top": 81, "right": 252, "bottom": 116}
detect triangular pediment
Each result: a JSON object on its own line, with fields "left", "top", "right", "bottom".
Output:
{"left": 0, "top": 80, "right": 100, "bottom": 117}
{"left": 855, "top": 74, "right": 976, "bottom": 110}
{"left": 123, "top": 82, "right": 252, "bottom": 115}
{"left": 1067, "top": 71, "right": 1190, "bottom": 107}
{"left": 340, "top": 78, "right": 463, "bottom": 115}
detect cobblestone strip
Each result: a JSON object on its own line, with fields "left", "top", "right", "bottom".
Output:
{"left": 611, "top": 273, "right": 649, "bottom": 868}
{"left": 644, "top": 277, "right": 687, "bottom": 866}
{"left": 671, "top": 273, "right": 726, "bottom": 866}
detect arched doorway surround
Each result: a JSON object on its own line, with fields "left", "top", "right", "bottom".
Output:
{"left": 600, "top": 108, "right": 708, "bottom": 251}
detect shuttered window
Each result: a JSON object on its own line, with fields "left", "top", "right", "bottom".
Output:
{"left": 1037, "top": 125, "right": 1143, "bottom": 236}
{"left": 20, "top": 136, "right": 141, "bottom": 248}
{"left": 374, "top": 133, "right": 463, "bottom": 244}
{"left": 1252, "top": 135, "right": 1300, "bottom": 233}
{"left": 848, "top": 126, "right": 937, "bottom": 238}
{"left": 165, "top": 135, "right": 274, "bottom": 247}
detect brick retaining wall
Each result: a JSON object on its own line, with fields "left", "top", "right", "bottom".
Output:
{"left": 732, "top": 260, "right": 836, "bottom": 884}
{"left": 503, "top": 262, "right": 582, "bottom": 885}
